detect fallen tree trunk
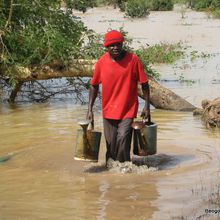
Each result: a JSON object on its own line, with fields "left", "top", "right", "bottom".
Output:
{"left": 138, "top": 79, "right": 196, "bottom": 111}
{"left": 2, "top": 60, "right": 196, "bottom": 111}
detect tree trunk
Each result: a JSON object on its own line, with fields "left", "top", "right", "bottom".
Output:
{"left": 138, "top": 79, "right": 196, "bottom": 111}
{"left": 8, "top": 81, "right": 23, "bottom": 103}
{"left": 4, "top": 60, "right": 196, "bottom": 111}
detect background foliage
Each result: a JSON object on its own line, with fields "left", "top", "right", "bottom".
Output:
{"left": 149, "top": 0, "right": 173, "bottom": 11}
{"left": 1, "top": 0, "right": 211, "bottom": 102}
{"left": 0, "top": 0, "right": 94, "bottom": 87}
{"left": 100, "top": 0, "right": 174, "bottom": 16}
{"left": 66, "top": 0, "right": 97, "bottom": 12}
{"left": 125, "top": 0, "right": 150, "bottom": 18}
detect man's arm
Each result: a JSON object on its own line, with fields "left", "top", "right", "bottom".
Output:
{"left": 86, "top": 84, "right": 99, "bottom": 123}
{"left": 140, "top": 82, "right": 151, "bottom": 120}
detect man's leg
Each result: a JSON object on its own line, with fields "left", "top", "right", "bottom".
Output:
{"left": 103, "top": 118, "right": 133, "bottom": 163}
{"left": 103, "top": 118, "right": 118, "bottom": 161}
{"left": 116, "top": 118, "right": 133, "bottom": 162}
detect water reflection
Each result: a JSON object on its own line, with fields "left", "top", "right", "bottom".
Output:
{"left": 97, "top": 181, "right": 109, "bottom": 220}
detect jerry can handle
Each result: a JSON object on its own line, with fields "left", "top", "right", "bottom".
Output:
{"left": 91, "top": 120, "right": 94, "bottom": 130}
{"left": 88, "top": 120, "right": 94, "bottom": 131}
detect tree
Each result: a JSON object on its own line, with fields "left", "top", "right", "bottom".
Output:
{"left": 0, "top": 0, "right": 88, "bottom": 87}
{"left": 1, "top": 59, "right": 195, "bottom": 111}
{"left": 0, "top": 1, "right": 196, "bottom": 112}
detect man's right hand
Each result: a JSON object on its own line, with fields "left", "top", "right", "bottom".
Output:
{"left": 86, "top": 109, "right": 94, "bottom": 129}
{"left": 86, "top": 109, "right": 94, "bottom": 122}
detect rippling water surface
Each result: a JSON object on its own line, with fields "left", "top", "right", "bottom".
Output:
{"left": 0, "top": 103, "right": 220, "bottom": 219}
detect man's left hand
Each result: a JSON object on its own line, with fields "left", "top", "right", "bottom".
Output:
{"left": 140, "top": 107, "right": 150, "bottom": 120}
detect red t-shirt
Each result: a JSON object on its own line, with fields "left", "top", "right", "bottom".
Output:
{"left": 90, "top": 52, "right": 148, "bottom": 119}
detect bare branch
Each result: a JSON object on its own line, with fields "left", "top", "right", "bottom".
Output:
{"left": 5, "top": 0, "right": 14, "bottom": 29}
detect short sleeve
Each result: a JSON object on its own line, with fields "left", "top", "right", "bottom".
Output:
{"left": 90, "top": 61, "right": 102, "bottom": 85}
{"left": 135, "top": 56, "right": 148, "bottom": 84}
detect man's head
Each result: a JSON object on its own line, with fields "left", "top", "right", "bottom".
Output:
{"left": 104, "top": 30, "right": 124, "bottom": 60}
{"left": 104, "top": 30, "right": 124, "bottom": 47}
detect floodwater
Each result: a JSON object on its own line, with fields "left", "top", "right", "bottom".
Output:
{"left": 1, "top": 5, "right": 220, "bottom": 220}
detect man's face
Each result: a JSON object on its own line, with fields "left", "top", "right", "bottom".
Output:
{"left": 107, "top": 42, "right": 123, "bottom": 59}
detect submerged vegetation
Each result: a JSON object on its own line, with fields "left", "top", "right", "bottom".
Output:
{"left": 136, "top": 43, "right": 185, "bottom": 64}
{"left": 125, "top": 0, "right": 150, "bottom": 18}
{"left": 135, "top": 42, "right": 185, "bottom": 79}
{"left": 174, "top": 0, "right": 220, "bottom": 18}
{"left": 98, "top": 0, "right": 174, "bottom": 17}
{"left": 97, "top": 0, "right": 220, "bottom": 18}
{"left": 67, "top": 0, "right": 97, "bottom": 12}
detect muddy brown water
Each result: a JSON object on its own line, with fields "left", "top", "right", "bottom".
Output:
{"left": 1, "top": 6, "right": 220, "bottom": 220}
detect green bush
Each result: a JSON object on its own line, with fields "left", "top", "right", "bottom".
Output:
{"left": 118, "top": 0, "right": 127, "bottom": 11}
{"left": 125, "top": 0, "right": 150, "bottom": 18}
{"left": 212, "top": 9, "right": 220, "bottom": 17}
{"left": 135, "top": 43, "right": 185, "bottom": 64}
{"left": 67, "top": 0, "right": 97, "bottom": 12}
{"left": 190, "top": 0, "right": 213, "bottom": 10}
{"left": 134, "top": 42, "right": 186, "bottom": 78}
{"left": 0, "top": 0, "right": 87, "bottom": 87}
{"left": 149, "top": 0, "right": 174, "bottom": 11}
{"left": 96, "top": 0, "right": 127, "bottom": 10}
{"left": 213, "top": 0, "right": 220, "bottom": 8}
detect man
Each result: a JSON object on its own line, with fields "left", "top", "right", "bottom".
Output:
{"left": 87, "top": 30, "right": 150, "bottom": 163}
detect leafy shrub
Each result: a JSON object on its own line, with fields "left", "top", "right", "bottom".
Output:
{"left": 79, "top": 31, "right": 105, "bottom": 59}
{"left": 212, "top": 0, "right": 220, "bottom": 8}
{"left": 149, "top": 0, "right": 174, "bottom": 11}
{"left": 135, "top": 43, "right": 185, "bottom": 64}
{"left": 212, "top": 9, "right": 220, "bottom": 17}
{"left": 96, "top": 0, "right": 127, "bottom": 8}
{"left": 0, "top": 0, "right": 87, "bottom": 86}
{"left": 95, "top": 0, "right": 127, "bottom": 10}
{"left": 125, "top": 0, "right": 150, "bottom": 18}
{"left": 67, "top": 0, "right": 97, "bottom": 12}
{"left": 135, "top": 42, "right": 185, "bottom": 78}
{"left": 190, "top": 0, "right": 213, "bottom": 10}
{"left": 118, "top": 0, "right": 127, "bottom": 11}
